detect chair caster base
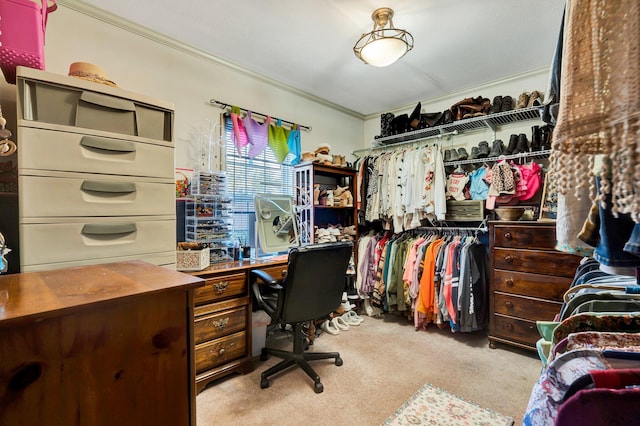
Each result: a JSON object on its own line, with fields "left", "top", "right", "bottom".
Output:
{"left": 260, "top": 377, "right": 270, "bottom": 389}
{"left": 335, "top": 357, "right": 343, "bottom": 366}
{"left": 314, "top": 381, "right": 324, "bottom": 393}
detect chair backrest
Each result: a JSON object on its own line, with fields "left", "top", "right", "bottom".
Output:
{"left": 278, "top": 241, "right": 353, "bottom": 324}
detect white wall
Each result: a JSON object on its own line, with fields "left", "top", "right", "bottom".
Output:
{"left": 5, "top": 5, "right": 364, "bottom": 170}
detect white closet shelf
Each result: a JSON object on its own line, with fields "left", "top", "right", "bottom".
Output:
{"left": 443, "top": 149, "right": 552, "bottom": 167}
{"left": 358, "top": 105, "right": 543, "bottom": 155}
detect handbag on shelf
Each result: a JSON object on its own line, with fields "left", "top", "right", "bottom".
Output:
{"left": 0, "top": 0, "right": 57, "bottom": 84}
{"left": 420, "top": 110, "right": 453, "bottom": 128}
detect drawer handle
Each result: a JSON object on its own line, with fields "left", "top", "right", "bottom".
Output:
{"left": 504, "top": 232, "right": 512, "bottom": 240}
{"left": 504, "top": 255, "right": 514, "bottom": 264}
{"left": 80, "top": 136, "right": 136, "bottom": 153}
{"left": 82, "top": 180, "right": 137, "bottom": 194}
{"left": 218, "top": 348, "right": 226, "bottom": 356}
{"left": 505, "top": 278, "right": 514, "bottom": 287}
{"left": 212, "top": 317, "right": 229, "bottom": 330}
{"left": 212, "top": 280, "right": 229, "bottom": 294}
{"left": 82, "top": 223, "right": 137, "bottom": 235}
{"left": 504, "top": 301, "right": 513, "bottom": 309}
{"left": 80, "top": 91, "right": 136, "bottom": 111}
{"left": 506, "top": 323, "right": 514, "bottom": 329}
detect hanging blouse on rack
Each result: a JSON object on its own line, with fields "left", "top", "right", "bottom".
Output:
{"left": 243, "top": 111, "right": 270, "bottom": 159}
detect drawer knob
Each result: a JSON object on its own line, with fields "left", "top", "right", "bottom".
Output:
{"left": 212, "top": 317, "right": 229, "bottom": 330}
{"left": 212, "top": 280, "right": 229, "bottom": 294}
{"left": 218, "top": 348, "right": 226, "bottom": 356}
{"left": 504, "top": 232, "right": 512, "bottom": 240}
{"left": 504, "top": 301, "right": 513, "bottom": 309}
{"left": 506, "top": 323, "right": 514, "bottom": 329}
{"left": 505, "top": 278, "right": 514, "bottom": 287}
{"left": 504, "top": 255, "right": 514, "bottom": 264}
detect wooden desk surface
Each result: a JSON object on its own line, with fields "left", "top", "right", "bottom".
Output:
{"left": 189, "top": 255, "right": 288, "bottom": 276}
{"left": 0, "top": 260, "right": 204, "bottom": 326}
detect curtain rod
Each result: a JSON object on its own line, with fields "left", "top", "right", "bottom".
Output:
{"left": 209, "top": 99, "right": 311, "bottom": 132}
{"left": 352, "top": 130, "right": 458, "bottom": 157}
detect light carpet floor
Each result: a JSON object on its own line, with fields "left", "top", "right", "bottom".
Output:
{"left": 196, "top": 314, "right": 540, "bottom": 425}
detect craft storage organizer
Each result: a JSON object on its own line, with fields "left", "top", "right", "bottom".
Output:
{"left": 185, "top": 171, "right": 235, "bottom": 263}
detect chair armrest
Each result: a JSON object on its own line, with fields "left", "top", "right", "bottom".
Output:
{"left": 250, "top": 269, "right": 282, "bottom": 289}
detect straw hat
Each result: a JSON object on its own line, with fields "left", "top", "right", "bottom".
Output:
{"left": 68, "top": 62, "right": 117, "bottom": 87}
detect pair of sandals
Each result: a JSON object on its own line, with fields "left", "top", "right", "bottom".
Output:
{"left": 320, "top": 311, "right": 365, "bottom": 335}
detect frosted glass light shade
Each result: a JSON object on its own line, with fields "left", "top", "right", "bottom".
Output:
{"left": 359, "top": 36, "right": 409, "bottom": 67}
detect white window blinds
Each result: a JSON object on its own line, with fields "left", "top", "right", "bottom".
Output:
{"left": 223, "top": 114, "right": 294, "bottom": 247}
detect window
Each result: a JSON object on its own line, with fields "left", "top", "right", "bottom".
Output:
{"left": 223, "top": 114, "right": 294, "bottom": 248}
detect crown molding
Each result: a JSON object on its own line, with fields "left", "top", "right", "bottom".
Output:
{"left": 57, "top": 0, "right": 364, "bottom": 120}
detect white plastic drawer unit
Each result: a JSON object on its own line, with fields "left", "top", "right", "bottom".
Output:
{"left": 16, "top": 66, "right": 174, "bottom": 142}
{"left": 18, "top": 127, "right": 174, "bottom": 179}
{"left": 19, "top": 216, "right": 176, "bottom": 268}
{"left": 19, "top": 172, "right": 174, "bottom": 217}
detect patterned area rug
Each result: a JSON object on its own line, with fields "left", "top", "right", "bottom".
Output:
{"left": 382, "top": 383, "right": 514, "bottom": 426}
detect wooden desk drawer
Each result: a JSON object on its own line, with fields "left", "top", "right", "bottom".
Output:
{"left": 492, "top": 224, "right": 555, "bottom": 250}
{"left": 492, "top": 314, "right": 539, "bottom": 347}
{"left": 194, "top": 272, "right": 246, "bottom": 305}
{"left": 195, "top": 331, "right": 247, "bottom": 373}
{"left": 493, "top": 269, "right": 572, "bottom": 301}
{"left": 494, "top": 293, "right": 562, "bottom": 322}
{"left": 258, "top": 264, "right": 288, "bottom": 281}
{"left": 194, "top": 306, "right": 247, "bottom": 344}
{"left": 493, "top": 248, "right": 580, "bottom": 277}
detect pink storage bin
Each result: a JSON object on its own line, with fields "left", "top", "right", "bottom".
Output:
{"left": 0, "top": 0, "right": 57, "bottom": 84}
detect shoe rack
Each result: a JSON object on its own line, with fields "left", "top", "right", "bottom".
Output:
{"left": 294, "top": 162, "right": 357, "bottom": 246}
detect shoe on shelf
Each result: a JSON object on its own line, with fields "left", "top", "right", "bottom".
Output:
{"left": 516, "top": 92, "right": 530, "bottom": 109}
{"left": 513, "top": 133, "right": 530, "bottom": 154}
{"left": 476, "top": 141, "right": 490, "bottom": 158}
{"left": 500, "top": 95, "right": 513, "bottom": 112}
{"left": 443, "top": 149, "right": 451, "bottom": 162}
{"left": 449, "top": 148, "right": 460, "bottom": 161}
{"left": 531, "top": 125, "right": 541, "bottom": 151}
{"left": 469, "top": 146, "right": 480, "bottom": 160}
{"left": 527, "top": 91, "right": 544, "bottom": 107}
{"left": 457, "top": 147, "right": 469, "bottom": 160}
{"left": 488, "top": 139, "right": 504, "bottom": 157}
{"left": 490, "top": 96, "right": 503, "bottom": 114}
{"left": 505, "top": 134, "right": 518, "bottom": 155}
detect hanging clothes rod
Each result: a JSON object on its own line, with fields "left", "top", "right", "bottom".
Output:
{"left": 209, "top": 99, "right": 311, "bottom": 132}
{"left": 419, "top": 218, "right": 489, "bottom": 234}
{"left": 352, "top": 130, "right": 458, "bottom": 158}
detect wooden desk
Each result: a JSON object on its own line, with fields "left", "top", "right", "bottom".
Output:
{"left": 0, "top": 261, "right": 203, "bottom": 426}
{"left": 188, "top": 256, "right": 288, "bottom": 393}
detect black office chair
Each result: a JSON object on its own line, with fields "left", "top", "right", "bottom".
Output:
{"left": 250, "top": 241, "right": 353, "bottom": 393}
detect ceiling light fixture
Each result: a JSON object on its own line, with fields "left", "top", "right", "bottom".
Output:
{"left": 353, "top": 7, "right": 414, "bottom": 67}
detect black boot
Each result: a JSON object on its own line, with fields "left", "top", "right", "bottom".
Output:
{"left": 449, "top": 148, "right": 460, "bottom": 161}
{"left": 513, "top": 133, "right": 529, "bottom": 154}
{"left": 477, "top": 141, "right": 490, "bottom": 158}
{"left": 490, "top": 96, "right": 503, "bottom": 114}
{"left": 488, "top": 139, "right": 504, "bottom": 157}
{"left": 443, "top": 149, "right": 451, "bottom": 162}
{"left": 504, "top": 134, "right": 518, "bottom": 155}
{"left": 540, "top": 125, "right": 552, "bottom": 150}
{"left": 457, "top": 147, "right": 469, "bottom": 160}
{"left": 470, "top": 146, "right": 480, "bottom": 160}
{"left": 531, "top": 125, "right": 541, "bottom": 151}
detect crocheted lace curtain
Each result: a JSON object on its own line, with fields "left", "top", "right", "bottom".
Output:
{"left": 551, "top": 0, "right": 640, "bottom": 221}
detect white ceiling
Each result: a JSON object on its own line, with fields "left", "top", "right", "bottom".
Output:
{"left": 79, "top": 0, "right": 565, "bottom": 117}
